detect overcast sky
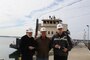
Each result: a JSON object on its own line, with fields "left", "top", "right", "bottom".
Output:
{"left": 0, "top": 0, "right": 90, "bottom": 39}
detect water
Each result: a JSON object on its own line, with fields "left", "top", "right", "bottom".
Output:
{"left": 0, "top": 37, "right": 19, "bottom": 60}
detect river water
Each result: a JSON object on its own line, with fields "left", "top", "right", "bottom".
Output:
{"left": 0, "top": 37, "right": 19, "bottom": 60}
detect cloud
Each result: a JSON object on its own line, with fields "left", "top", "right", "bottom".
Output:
{"left": 26, "top": 0, "right": 64, "bottom": 19}
{"left": 0, "top": 0, "right": 83, "bottom": 28}
{"left": 0, "top": 0, "right": 53, "bottom": 28}
{"left": 26, "top": 0, "right": 82, "bottom": 19}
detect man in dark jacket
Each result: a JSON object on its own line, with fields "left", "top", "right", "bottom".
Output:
{"left": 52, "top": 24, "right": 73, "bottom": 60}
{"left": 19, "top": 28, "right": 36, "bottom": 60}
{"left": 35, "top": 27, "right": 52, "bottom": 60}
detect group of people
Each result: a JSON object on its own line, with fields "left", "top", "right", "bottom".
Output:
{"left": 19, "top": 24, "right": 73, "bottom": 60}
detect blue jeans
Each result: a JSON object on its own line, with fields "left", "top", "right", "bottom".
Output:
{"left": 36, "top": 57, "right": 48, "bottom": 60}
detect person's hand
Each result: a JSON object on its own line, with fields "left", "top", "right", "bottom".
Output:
{"left": 55, "top": 44, "right": 61, "bottom": 49}
{"left": 29, "top": 46, "right": 35, "bottom": 50}
{"left": 63, "top": 48, "right": 68, "bottom": 52}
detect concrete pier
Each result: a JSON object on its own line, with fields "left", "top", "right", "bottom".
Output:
{"left": 49, "top": 43, "right": 90, "bottom": 60}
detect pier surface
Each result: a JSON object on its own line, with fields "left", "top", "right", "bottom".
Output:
{"left": 49, "top": 43, "right": 90, "bottom": 60}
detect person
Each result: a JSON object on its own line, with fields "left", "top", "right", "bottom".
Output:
{"left": 35, "top": 27, "right": 52, "bottom": 60}
{"left": 19, "top": 28, "right": 36, "bottom": 60}
{"left": 52, "top": 24, "right": 73, "bottom": 60}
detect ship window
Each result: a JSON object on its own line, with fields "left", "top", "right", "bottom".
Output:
{"left": 50, "top": 21, "right": 52, "bottom": 24}
{"left": 44, "top": 21, "right": 46, "bottom": 24}
{"left": 51, "top": 31, "right": 53, "bottom": 34}
{"left": 54, "top": 21, "right": 56, "bottom": 24}
{"left": 48, "top": 31, "right": 50, "bottom": 34}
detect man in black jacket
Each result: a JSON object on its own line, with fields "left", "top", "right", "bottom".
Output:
{"left": 19, "top": 28, "right": 36, "bottom": 60}
{"left": 52, "top": 24, "right": 73, "bottom": 60}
